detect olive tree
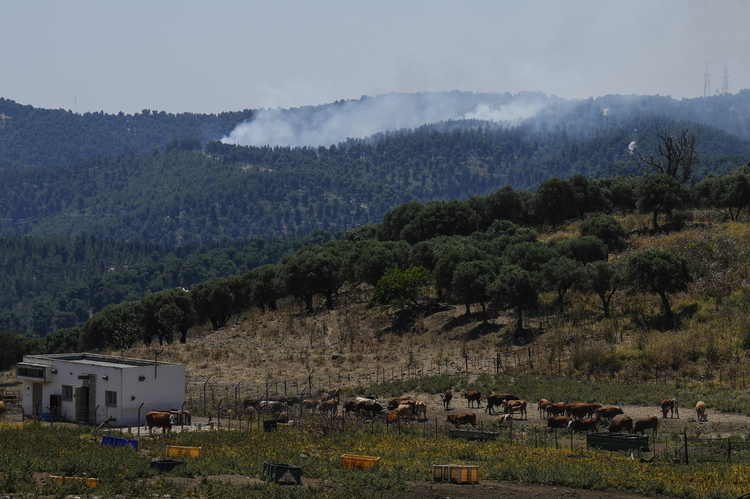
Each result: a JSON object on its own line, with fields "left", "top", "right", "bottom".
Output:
{"left": 624, "top": 249, "right": 691, "bottom": 323}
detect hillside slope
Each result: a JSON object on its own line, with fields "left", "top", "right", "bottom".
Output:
{"left": 109, "top": 213, "right": 750, "bottom": 418}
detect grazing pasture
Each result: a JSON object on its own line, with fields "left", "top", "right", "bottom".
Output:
{"left": 2, "top": 418, "right": 750, "bottom": 498}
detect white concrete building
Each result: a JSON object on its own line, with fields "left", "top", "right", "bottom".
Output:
{"left": 16, "top": 352, "right": 185, "bottom": 427}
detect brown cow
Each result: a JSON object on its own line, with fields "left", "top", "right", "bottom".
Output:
{"left": 608, "top": 416, "right": 633, "bottom": 433}
{"left": 441, "top": 390, "right": 453, "bottom": 410}
{"left": 146, "top": 411, "right": 172, "bottom": 437}
{"left": 465, "top": 391, "right": 481, "bottom": 408}
{"left": 243, "top": 397, "right": 260, "bottom": 409}
{"left": 502, "top": 399, "right": 527, "bottom": 419}
{"left": 0, "top": 400, "right": 5, "bottom": 420}
{"left": 414, "top": 400, "right": 427, "bottom": 421}
{"left": 566, "top": 403, "right": 588, "bottom": 419}
{"left": 486, "top": 393, "right": 518, "bottom": 415}
{"left": 447, "top": 412, "right": 477, "bottom": 428}
{"left": 546, "top": 416, "right": 571, "bottom": 429}
{"left": 547, "top": 402, "right": 568, "bottom": 417}
{"left": 497, "top": 414, "right": 513, "bottom": 429}
{"left": 243, "top": 405, "right": 256, "bottom": 418}
{"left": 387, "top": 396, "right": 414, "bottom": 410}
{"left": 595, "top": 406, "right": 624, "bottom": 420}
{"left": 633, "top": 416, "right": 659, "bottom": 436}
{"left": 320, "top": 387, "right": 342, "bottom": 402}
{"left": 661, "top": 398, "right": 679, "bottom": 419}
{"left": 695, "top": 401, "right": 707, "bottom": 422}
{"left": 356, "top": 399, "right": 384, "bottom": 416}
{"left": 303, "top": 399, "right": 320, "bottom": 412}
{"left": 318, "top": 399, "right": 338, "bottom": 415}
{"left": 286, "top": 395, "right": 301, "bottom": 405}
{"left": 585, "top": 404, "right": 602, "bottom": 418}
{"left": 569, "top": 418, "right": 598, "bottom": 433}
{"left": 538, "top": 399, "right": 552, "bottom": 418}
{"left": 568, "top": 403, "right": 601, "bottom": 420}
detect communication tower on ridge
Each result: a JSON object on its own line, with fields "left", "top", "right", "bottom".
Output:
{"left": 703, "top": 62, "right": 711, "bottom": 98}
{"left": 721, "top": 65, "right": 729, "bottom": 95}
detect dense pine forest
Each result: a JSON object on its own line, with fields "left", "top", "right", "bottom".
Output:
{"left": 2, "top": 90, "right": 750, "bottom": 359}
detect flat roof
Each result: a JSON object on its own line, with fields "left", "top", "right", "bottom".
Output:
{"left": 24, "top": 352, "right": 180, "bottom": 369}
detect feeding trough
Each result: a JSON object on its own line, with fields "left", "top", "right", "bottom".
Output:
{"left": 150, "top": 459, "right": 185, "bottom": 473}
{"left": 587, "top": 432, "right": 650, "bottom": 452}
{"left": 433, "top": 464, "right": 479, "bottom": 484}
{"left": 340, "top": 454, "right": 380, "bottom": 470}
{"left": 263, "top": 462, "right": 302, "bottom": 485}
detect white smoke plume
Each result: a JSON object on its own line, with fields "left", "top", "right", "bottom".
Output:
{"left": 628, "top": 140, "right": 637, "bottom": 155}
{"left": 221, "top": 92, "right": 554, "bottom": 148}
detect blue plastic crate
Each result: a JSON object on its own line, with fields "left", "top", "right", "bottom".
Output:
{"left": 101, "top": 435, "right": 138, "bottom": 450}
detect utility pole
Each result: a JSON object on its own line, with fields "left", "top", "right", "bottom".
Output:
{"left": 703, "top": 62, "right": 711, "bottom": 98}
{"left": 722, "top": 65, "right": 729, "bottom": 95}
{"left": 154, "top": 349, "right": 163, "bottom": 379}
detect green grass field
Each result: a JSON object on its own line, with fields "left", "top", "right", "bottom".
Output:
{"left": 2, "top": 416, "right": 749, "bottom": 498}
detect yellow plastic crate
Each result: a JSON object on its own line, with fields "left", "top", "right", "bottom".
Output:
{"left": 166, "top": 445, "right": 202, "bottom": 459}
{"left": 340, "top": 454, "right": 380, "bottom": 470}
{"left": 50, "top": 476, "right": 99, "bottom": 487}
{"left": 432, "top": 464, "right": 478, "bottom": 484}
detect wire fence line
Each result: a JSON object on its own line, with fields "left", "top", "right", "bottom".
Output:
{"left": 184, "top": 335, "right": 747, "bottom": 419}
{"left": 186, "top": 348, "right": 543, "bottom": 417}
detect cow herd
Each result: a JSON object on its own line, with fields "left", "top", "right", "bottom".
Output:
{"left": 539, "top": 397, "right": 689, "bottom": 436}
{"left": 144, "top": 387, "right": 710, "bottom": 438}
{"left": 239, "top": 388, "right": 431, "bottom": 424}
{"left": 440, "top": 391, "right": 711, "bottom": 437}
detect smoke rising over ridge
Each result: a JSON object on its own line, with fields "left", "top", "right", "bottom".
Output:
{"left": 221, "top": 92, "right": 556, "bottom": 148}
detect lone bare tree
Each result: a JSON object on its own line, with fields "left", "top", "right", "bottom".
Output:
{"left": 636, "top": 126, "right": 697, "bottom": 184}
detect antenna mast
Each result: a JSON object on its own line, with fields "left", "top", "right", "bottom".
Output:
{"left": 722, "top": 65, "right": 729, "bottom": 95}
{"left": 703, "top": 62, "right": 711, "bottom": 98}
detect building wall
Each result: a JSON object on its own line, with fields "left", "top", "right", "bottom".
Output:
{"left": 120, "top": 364, "right": 186, "bottom": 426}
{"left": 20, "top": 355, "right": 185, "bottom": 427}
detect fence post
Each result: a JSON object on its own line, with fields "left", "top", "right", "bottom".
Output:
{"left": 728, "top": 439, "right": 732, "bottom": 463}
{"left": 569, "top": 428, "right": 573, "bottom": 452}
{"left": 203, "top": 378, "right": 210, "bottom": 416}
{"left": 684, "top": 428, "right": 689, "bottom": 465}
{"left": 217, "top": 398, "right": 223, "bottom": 430}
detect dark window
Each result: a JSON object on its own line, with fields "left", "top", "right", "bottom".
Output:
{"left": 105, "top": 391, "right": 117, "bottom": 407}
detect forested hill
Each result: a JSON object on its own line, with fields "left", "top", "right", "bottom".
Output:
{"left": 0, "top": 116, "right": 749, "bottom": 246}
{"left": 4, "top": 90, "right": 750, "bottom": 170}
{"left": 3, "top": 90, "right": 750, "bottom": 342}
{"left": 0, "top": 98, "right": 255, "bottom": 169}
{"left": 0, "top": 230, "right": 332, "bottom": 340}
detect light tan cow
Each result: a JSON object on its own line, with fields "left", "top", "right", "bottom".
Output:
{"left": 397, "top": 403, "right": 413, "bottom": 420}
{"left": 502, "top": 399, "right": 527, "bottom": 420}
{"left": 695, "top": 401, "right": 707, "bottom": 422}
{"left": 414, "top": 400, "right": 427, "bottom": 421}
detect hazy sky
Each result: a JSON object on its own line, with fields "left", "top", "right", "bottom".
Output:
{"left": 2, "top": 1, "right": 747, "bottom": 115}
